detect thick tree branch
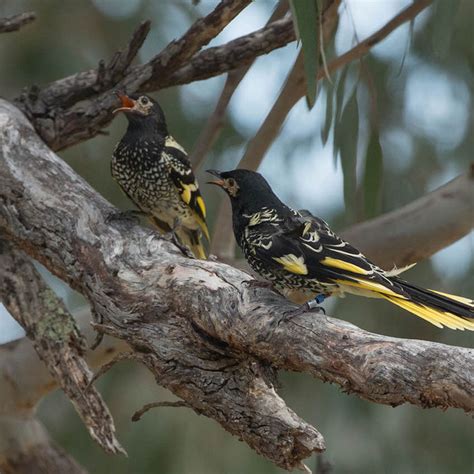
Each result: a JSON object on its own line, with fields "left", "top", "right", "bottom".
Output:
{"left": 0, "top": 11, "right": 35, "bottom": 34}
{"left": 0, "top": 307, "right": 127, "bottom": 416}
{"left": 0, "top": 242, "right": 124, "bottom": 455}
{"left": 0, "top": 102, "right": 472, "bottom": 467}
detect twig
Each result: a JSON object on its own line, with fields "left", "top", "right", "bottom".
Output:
{"left": 151, "top": 0, "right": 251, "bottom": 74}
{"left": 0, "top": 11, "right": 36, "bottom": 33}
{"left": 239, "top": 50, "right": 305, "bottom": 170}
{"left": 96, "top": 20, "right": 151, "bottom": 91}
{"left": 132, "top": 401, "right": 190, "bottom": 422}
{"left": 190, "top": 71, "right": 244, "bottom": 168}
{"left": 88, "top": 352, "right": 143, "bottom": 389}
{"left": 315, "top": 0, "right": 432, "bottom": 83}
{"left": 190, "top": 0, "right": 289, "bottom": 169}
{"left": 147, "top": 15, "right": 296, "bottom": 91}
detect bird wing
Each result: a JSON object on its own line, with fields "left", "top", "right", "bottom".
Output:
{"left": 249, "top": 211, "right": 407, "bottom": 298}
{"left": 163, "top": 137, "right": 209, "bottom": 241}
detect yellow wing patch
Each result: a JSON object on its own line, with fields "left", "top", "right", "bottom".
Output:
{"left": 273, "top": 254, "right": 308, "bottom": 275}
{"left": 336, "top": 278, "right": 406, "bottom": 298}
{"left": 322, "top": 257, "right": 372, "bottom": 275}
{"left": 165, "top": 136, "right": 187, "bottom": 154}
{"left": 196, "top": 196, "right": 206, "bottom": 218}
{"left": 180, "top": 182, "right": 198, "bottom": 204}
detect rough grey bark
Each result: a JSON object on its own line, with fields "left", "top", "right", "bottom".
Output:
{"left": 1, "top": 100, "right": 473, "bottom": 469}
{"left": 0, "top": 307, "right": 125, "bottom": 474}
{"left": 0, "top": 241, "right": 124, "bottom": 455}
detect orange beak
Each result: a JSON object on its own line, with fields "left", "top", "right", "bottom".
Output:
{"left": 206, "top": 169, "right": 225, "bottom": 187}
{"left": 113, "top": 92, "right": 136, "bottom": 114}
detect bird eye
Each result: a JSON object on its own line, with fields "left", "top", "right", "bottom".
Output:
{"left": 228, "top": 178, "right": 236, "bottom": 187}
{"left": 139, "top": 96, "right": 149, "bottom": 105}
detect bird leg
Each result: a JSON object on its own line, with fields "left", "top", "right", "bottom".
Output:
{"left": 284, "top": 294, "right": 327, "bottom": 319}
{"left": 160, "top": 217, "right": 195, "bottom": 259}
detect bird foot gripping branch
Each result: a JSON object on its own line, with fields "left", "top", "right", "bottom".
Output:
{"left": 284, "top": 294, "right": 327, "bottom": 319}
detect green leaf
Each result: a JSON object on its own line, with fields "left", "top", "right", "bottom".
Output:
{"left": 321, "top": 82, "right": 334, "bottom": 146}
{"left": 339, "top": 89, "right": 359, "bottom": 212}
{"left": 332, "top": 66, "right": 349, "bottom": 163}
{"left": 432, "top": 0, "right": 461, "bottom": 59}
{"left": 363, "top": 131, "right": 384, "bottom": 218}
{"left": 289, "top": 0, "right": 319, "bottom": 108}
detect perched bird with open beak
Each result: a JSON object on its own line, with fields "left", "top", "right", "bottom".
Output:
{"left": 111, "top": 92, "right": 209, "bottom": 259}
{"left": 208, "top": 168, "right": 474, "bottom": 330}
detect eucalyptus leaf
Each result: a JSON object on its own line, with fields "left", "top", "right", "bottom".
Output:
{"left": 339, "top": 90, "right": 359, "bottom": 212}
{"left": 332, "top": 66, "right": 349, "bottom": 163}
{"left": 321, "top": 82, "right": 334, "bottom": 146}
{"left": 432, "top": 0, "right": 461, "bottom": 59}
{"left": 363, "top": 131, "right": 384, "bottom": 218}
{"left": 289, "top": 0, "right": 319, "bottom": 108}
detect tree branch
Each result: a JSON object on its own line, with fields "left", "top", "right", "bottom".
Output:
{"left": 190, "top": 0, "right": 290, "bottom": 168}
{"left": 15, "top": 7, "right": 296, "bottom": 151}
{"left": 342, "top": 167, "right": 474, "bottom": 268}
{"left": 0, "top": 101, "right": 472, "bottom": 468}
{"left": 0, "top": 241, "right": 124, "bottom": 455}
{"left": 0, "top": 307, "right": 125, "bottom": 474}
{"left": 210, "top": 0, "right": 341, "bottom": 257}
{"left": 150, "top": 0, "right": 251, "bottom": 74}
{"left": 0, "top": 417, "right": 88, "bottom": 474}
{"left": 0, "top": 11, "right": 36, "bottom": 34}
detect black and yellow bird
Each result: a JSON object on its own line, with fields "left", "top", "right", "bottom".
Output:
{"left": 208, "top": 169, "right": 474, "bottom": 330}
{"left": 112, "top": 92, "right": 209, "bottom": 259}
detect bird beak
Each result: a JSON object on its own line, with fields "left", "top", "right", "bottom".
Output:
{"left": 113, "top": 92, "right": 136, "bottom": 114}
{"left": 206, "top": 169, "right": 225, "bottom": 187}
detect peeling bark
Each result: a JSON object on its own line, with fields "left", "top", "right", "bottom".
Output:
{"left": 0, "top": 100, "right": 473, "bottom": 468}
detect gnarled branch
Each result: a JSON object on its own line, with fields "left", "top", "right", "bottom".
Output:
{"left": 0, "top": 241, "right": 124, "bottom": 455}
{"left": 14, "top": 5, "right": 296, "bottom": 151}
{"left": 0, "top": 101, "right": 472, "bottom": 469}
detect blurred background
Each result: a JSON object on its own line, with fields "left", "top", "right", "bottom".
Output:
{"left": 0, "top": 1, "right": 473, "bottom": 473}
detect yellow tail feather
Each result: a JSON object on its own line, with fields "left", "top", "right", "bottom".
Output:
{"left": 176, "top": 228, "right": 208, "bottom": 260}
{"left": 382, "top": 295, "right": 474, "bottom": 331}
{"left": 430, "top": 290, "right": 474, "bottom": 307}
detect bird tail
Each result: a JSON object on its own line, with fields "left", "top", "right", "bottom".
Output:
{"left": 176, "top": 228, "right": 208, "bottom": 260}
{"left": 381, "top": 279, "right": 474, "bottom": 331}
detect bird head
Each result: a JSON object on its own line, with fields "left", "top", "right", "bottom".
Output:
{"left": 207, "top": 169, "right": 285, "bottom": 215}
{"left": 113, "top": 92, "right": 167, "bottom": 132}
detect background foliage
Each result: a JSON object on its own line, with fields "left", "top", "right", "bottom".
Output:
{"left": 0, "top": 1, "right": 473, "bottom": 473}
